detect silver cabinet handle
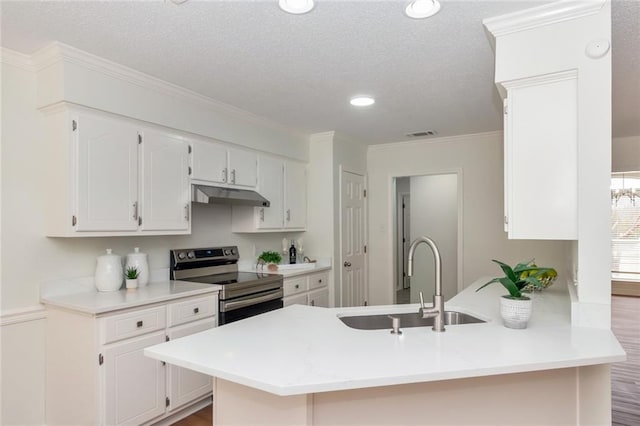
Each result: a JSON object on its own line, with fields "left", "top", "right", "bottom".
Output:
{"left": 231, "top": 169, "right": 236, "bottom": 184}
{"left": 286, "top": 209, "right": 291, "bottom": 222}
{"left": 343, "top": 261, "right": 352, "bottom": 267}
{"left": 260, "top": 208, "right": 265, "bottom": 222}
{"left": 222, "top": 168, "right": 227, "bottom": 183}
{"left": 133, "top": 202, "right": 138, "bottom": 220}
{"left": 184, "top": 204, "right": 189, "bottom": 221}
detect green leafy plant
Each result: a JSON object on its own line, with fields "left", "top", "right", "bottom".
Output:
{"left": 476, "top": 259, "right": 557, "bottom": 299}
{"left": 125, "top": 266, "right": 139, "bottom": 279}
{"left": 257, "top": 251, "right": 282, "bottom": 265}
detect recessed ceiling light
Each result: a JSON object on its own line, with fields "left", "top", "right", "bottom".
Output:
{"left": 279, "top": 0, "right": 315, "bottom": 15}
{"left": 350, "top": 96, "right": 375, "bottom": 107}
{"left": 405, "top": 0, "right": 441, "bottom": 19}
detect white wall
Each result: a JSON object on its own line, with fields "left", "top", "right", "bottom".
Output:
{"left": 0, "top": 51, "right": 306, "bottom": 425}
{"left": 367, "top": 132, "right": 571, "bottom": 306}
{"left": 490, "top": 0, "right": 611, "bottom": 325}
{"left": 612, "top": 135, "right": 640, "bottom": 172}
{"left": 409, "top": 174, "right": 458, "bottom": 303}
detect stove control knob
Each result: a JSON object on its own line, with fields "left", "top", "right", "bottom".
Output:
{"left": 177, "top": 251, "right": 186, "bottom": 260}
{"left": 224, "top": 249, "right": 231, "bottom": 256}
{"left": 187, "top": 251, "right": 195, "bottom": 259}
{"left": 230, "top": 248, "right": 236, "bottom": 255}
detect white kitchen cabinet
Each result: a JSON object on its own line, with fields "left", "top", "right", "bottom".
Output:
{"left": 255, "top": 156, "right": 284, "bottom": 229}
{"left": 501, "top": 71, "right": 578, "bottom": 240}
{"left": 191, "top": 139, "right": 257, "bottom": 189}
{"left": 232, "top": 156, "right": 306, "bottom": 232}
{"left": 44, "top": 293, "right": 217, "bottom": 426}
{"left": 43, "top": 107, "right": 191, "bottom": 237}
{"left": 308, "top": 287, "right": 329, "bottom": 307}
{"left": 282, "top": 271, "right": 330, "bottom": 308}
{"left": 167, "top": 319, "right": 216, "bottom": 411}
{"left": 140, "top": 129, "right": 191, "bottom": 232}
{"left": 104, "top": 332, "right": 167, "bottom": 426}
{"left": 75, "top": 113, "right": 139, "bottom": 232}
{"left": 284, "top": 161, "right": 307, "bottom": 229}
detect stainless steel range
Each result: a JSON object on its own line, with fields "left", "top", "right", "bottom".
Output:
{"left": 170, "top": 246, "right": 283, "bottom": 325}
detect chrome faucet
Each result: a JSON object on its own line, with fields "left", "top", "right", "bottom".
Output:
{"left": 407, "top": 236, "right": 445, "bottom": 332}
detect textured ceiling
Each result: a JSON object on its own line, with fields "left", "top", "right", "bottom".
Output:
{"left": 1, "top": 0, "right": 638, "bottom": 144}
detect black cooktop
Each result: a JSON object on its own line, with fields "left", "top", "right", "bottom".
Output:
{"left": 181, "top": 271, "right": 278, "bottom": 286}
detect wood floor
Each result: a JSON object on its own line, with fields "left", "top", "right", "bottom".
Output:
{"left": 172, "top": 405, "right": 212, "bottom": 426}
{"left": 612, "top": 295, "right": 640, "bottom": 426}
{"left": 174, "top": 296, "right": 639, "bottom": 426}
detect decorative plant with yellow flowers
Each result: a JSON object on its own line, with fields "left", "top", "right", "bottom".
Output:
{"left": 476, "top": 259, "right": 557, "bottom": 299}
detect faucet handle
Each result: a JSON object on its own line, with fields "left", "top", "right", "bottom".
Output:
{"left": 419, "top": 291, "right": 426, "bottom": 309}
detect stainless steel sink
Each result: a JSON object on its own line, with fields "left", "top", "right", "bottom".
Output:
{"left": 338, "top": 311, "right": 486, "bottom": 330}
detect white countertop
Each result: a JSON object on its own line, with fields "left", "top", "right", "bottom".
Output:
{"left": 40, "top": 280, "right": 221, "bottom": 315}
{"left": 239, "top": 260, "right": 331, "bottom": 278}
{"left": 145, "top": 278, "right": 626, "bottom": 396}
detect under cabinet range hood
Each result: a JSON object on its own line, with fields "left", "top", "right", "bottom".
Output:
{"left": 192, "top": 185, "right": 270, "bottom": 207}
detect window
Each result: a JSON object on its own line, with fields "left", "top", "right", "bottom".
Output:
{"left": 611, "top": 171, "right": 640, "bottom": 279}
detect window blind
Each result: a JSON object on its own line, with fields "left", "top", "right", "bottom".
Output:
{"left": 611, "top": 172, "right": 640, "bottom": 276}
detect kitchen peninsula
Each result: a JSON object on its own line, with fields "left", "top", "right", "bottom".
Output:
{"left": 145, "top": 278, "right": 625, "bottom": 425}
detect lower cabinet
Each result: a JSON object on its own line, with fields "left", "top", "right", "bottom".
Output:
{"left": 45, "top": 293, "right": 217, "bottom": 426}
{"left": 283, "top": 271, "right": 330, "bottom": 308}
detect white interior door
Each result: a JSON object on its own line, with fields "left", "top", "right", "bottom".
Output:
{"left": 341, "top": 171, "right": 366, "bottom": 307}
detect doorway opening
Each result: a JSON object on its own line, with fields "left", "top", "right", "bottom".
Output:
{"left": 394, "top": 172, "right": 462, "bottom": 304}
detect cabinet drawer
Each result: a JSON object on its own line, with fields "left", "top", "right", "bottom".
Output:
{"left": 102, "top": 306, "right": 166, "bottom": 344}
{"left": 168, "top": 295, "right": 217, "bottom": 327}
{"left": 308, "top": 272, "right": 329, "bottom": 290}
{"left": 283, "top": 277, "right": 308, "bottom": 296}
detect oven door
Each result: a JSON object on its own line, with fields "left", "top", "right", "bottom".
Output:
{"left": 219, "top": 288, "right": 284, "bottom": 325}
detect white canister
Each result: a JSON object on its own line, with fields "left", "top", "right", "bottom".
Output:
{"left": 95, "top": 249, "right": 123, "bottom": 292}
{"left": 125, "top": 247, "right": 149, "bottom": 287}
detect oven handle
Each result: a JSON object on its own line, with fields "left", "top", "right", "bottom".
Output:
{"left": 220, "top": 289, "right": 283, "bottom": 313}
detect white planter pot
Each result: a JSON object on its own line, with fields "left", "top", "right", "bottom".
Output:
{"left": 125, "top": 278, "right": 138, "bottom": 290}
{"left": 500, "top": 295, "right": 532, "bottom": 329}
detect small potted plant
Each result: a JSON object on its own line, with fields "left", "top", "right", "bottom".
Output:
{"left": 125, "top": 266, "right": 139, "bottom": 290}
{"left": 257, "top": 251, "right": 282, "bottom": 272}
{"left": 476, "top": 259, "right": 557, "bottom": 329}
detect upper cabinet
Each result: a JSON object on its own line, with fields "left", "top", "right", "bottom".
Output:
{"left": 232, "top": 155, "right": 307, "bottom": 232}
{"left": 191, "top": 140, "right": 257, "bottom": 189}
{"left": 44, "top": 107, "right": 191, "bottom": 237}
{"left": 502, "top": 71, "right": 578, "bottom": 240}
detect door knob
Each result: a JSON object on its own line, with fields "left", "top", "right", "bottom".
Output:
{"left": 343, "top": 261, "right": 352, "bottom": 267}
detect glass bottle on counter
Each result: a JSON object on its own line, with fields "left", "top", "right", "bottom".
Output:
{"left": 289, "top": 241, "right": 297, "bottom": 264}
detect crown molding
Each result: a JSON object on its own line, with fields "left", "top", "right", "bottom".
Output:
{"left": 483, "top": 0, "right": 606, "bottom": 39}
{"left": 30, "top": 42, "right": 304, "bottom": 138}
{"left": 0, "top": 47, "right": 35, "bottom": 71}
{"left": 368, "top": 130, "right": 504, "bottom": 152}
{"left": 500, "top": 69, "right": 578, "bottom": 90}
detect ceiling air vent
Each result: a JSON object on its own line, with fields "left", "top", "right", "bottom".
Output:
{"left": 406, "top": 130, "right": 438, "bottom": 138}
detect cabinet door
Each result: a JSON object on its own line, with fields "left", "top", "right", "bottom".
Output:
{"left": 191, "top": 140, "right": 228, "bottom": 184}
{"left": 167, "top": 318, "right": 215, "bottom": 411}
{"left": 504, "top": 73, "right": 577, "bottom": 239}
{"left": 75, "top": 113, "right": 139, "bottom": 231}
{"left": 256, "top": 156, "right": 284, "bottom": 229}
{"left": 140, "top": 130, "right": 191, "bottom": 231}
{"left": 284, "top": 161, "right": 307, "bottom": 229}
{"left": 103, "top": 332, "right": 166, "bottom": 426}
{"left": 284, "top": 293, "right": 308, "bottom": 307}
{"left": 308, "top": 288, "right": 329, "bottom": 308}
{"left": 229, "top": 148, "right": 258, "bottom": 188}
